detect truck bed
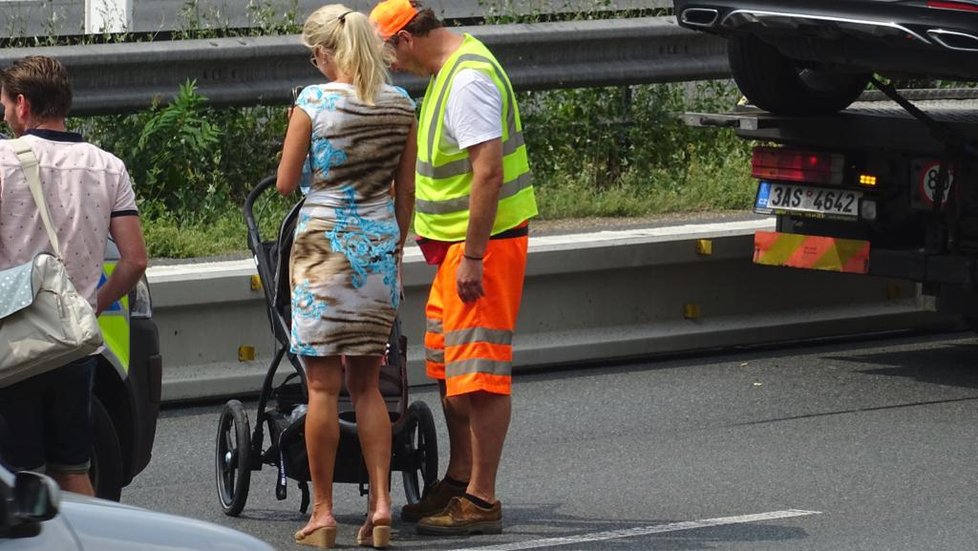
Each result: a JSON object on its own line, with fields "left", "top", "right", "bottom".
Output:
{"left": 685, "top": 89, "right": 978, "bottom": 155}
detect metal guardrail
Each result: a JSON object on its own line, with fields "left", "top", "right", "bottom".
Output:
{"left": 151, "top": 220, "right": 957, "bottom": 403}
{"left": 2, "top": 0, "right": 665, "bottom": 37}
{"left": 0, "top": 16, "right": 730, "bottom": 115}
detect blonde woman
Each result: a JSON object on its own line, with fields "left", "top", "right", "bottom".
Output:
{"left": 276, "top": 4, "right": 417, "bottom": 548}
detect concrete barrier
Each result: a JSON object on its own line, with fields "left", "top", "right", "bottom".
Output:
{"left": 149, "top": 218, "right": 956, "bottom": 403}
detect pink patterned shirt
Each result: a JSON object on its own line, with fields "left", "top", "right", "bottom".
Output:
{"left": 0, "top": 130, "right": 138, "bottom": 308}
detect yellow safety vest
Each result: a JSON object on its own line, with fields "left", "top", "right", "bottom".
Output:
{"left": 414, "top": 34, "right": 537, "bottom": 242}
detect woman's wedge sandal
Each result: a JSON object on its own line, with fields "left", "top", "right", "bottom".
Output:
{"left": 294, "top": 525, "right": 337, "bottom": 548}
{"left": 357, "top": 523, "right": 391, "bottom": 549}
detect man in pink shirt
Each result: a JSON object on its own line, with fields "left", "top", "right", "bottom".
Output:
{"left": 0, "top": 56, "right": 147, "bottom": 496}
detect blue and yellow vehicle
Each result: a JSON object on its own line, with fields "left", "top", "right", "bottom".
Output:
{"left": 92, "top": 240, "right": 162, "bottom": 501}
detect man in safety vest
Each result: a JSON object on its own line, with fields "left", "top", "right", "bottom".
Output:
{"left": 371, "top": 0, "right": 537, "bottom": 536}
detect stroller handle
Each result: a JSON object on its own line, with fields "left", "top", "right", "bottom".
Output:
{"left": 243, "top": 175, "right": 279, "bottom": 240}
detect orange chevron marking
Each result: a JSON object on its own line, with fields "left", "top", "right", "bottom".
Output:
{"left": 753, "top": 231, "right": 870, "bottom": 273}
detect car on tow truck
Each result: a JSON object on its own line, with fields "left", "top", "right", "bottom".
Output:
{"left": 673, "top": 0, "right": 978, "bottom": 114}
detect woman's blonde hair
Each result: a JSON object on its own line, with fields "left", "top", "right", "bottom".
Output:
{"left": 302, "top": 4, "right": 389, "bottom": 104}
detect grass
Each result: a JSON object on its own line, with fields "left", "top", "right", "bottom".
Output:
{"left": 144, "top": 214, "right": 249, "bottom": 259}
{"left": 534, "top": 148, "right": 753, "bottom": 219}
{"left": 124, "top": 80, "right": 757, "bottom": 259}
{"left": 143, "top": 152, "right": 755, "bottom": 259}
{"left": 143, "top": 194, "right": 292, "bottom": 258}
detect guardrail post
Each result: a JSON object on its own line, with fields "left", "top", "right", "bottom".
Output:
{"left": 85, "top": 0, "right": 132, "bottom": 34}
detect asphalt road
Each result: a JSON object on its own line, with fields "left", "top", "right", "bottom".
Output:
{"left": 123, "top": 330, "right": 978, "bottom": 550}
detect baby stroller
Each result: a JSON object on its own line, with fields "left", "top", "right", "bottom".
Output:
{"left": 214, "top": 175, "right": 439, "bottom": 517}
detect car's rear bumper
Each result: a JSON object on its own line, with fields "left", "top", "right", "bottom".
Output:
{"left": 674, "top": 0, "right": 978, "bottom": 79}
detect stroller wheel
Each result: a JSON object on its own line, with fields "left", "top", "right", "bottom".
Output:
{"left": 215, "top": 400, "right": 252, "bottom": 516}
{"left": 401, "top": 401, "right": 439, "bottom": 505}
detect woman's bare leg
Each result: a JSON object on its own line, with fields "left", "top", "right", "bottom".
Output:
{"left": 298, "top": 355, "right": 343, "bottom": 537}
{"left": 345, "top": 355, "right": 392, "bottom": 529}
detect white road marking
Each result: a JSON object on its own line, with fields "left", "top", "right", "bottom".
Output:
{"left": 455, "top": 509, "right": 822, "bottom": 551}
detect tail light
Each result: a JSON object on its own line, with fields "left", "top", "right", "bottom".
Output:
{"left": 752, "top": 146, "right": 845, "bottom": 185}
{"left": 130, "top": 275, "right": 153, "bottom": 319}
{"left": 928, "top": 1, "right": 978, "bottom": 12}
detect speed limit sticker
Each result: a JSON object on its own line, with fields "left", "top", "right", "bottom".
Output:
{"left": 918, "top": 161, "right": 954, "bottom": 206}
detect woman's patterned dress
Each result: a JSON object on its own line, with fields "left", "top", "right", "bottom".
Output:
{"left": 289, "top": 82, "right": 415, "bottom": 357}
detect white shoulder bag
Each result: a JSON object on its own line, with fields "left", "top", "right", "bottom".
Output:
{"left": 0, "top": 138, "right": 103, "bottom": 387}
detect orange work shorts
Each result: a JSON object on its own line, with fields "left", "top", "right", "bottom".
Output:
{"left": 423, "top": 230, "right": 528, "bottom": 397}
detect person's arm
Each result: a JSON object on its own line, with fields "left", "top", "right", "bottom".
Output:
{"left": 443, "top": 71, "right": 505, "bottom": 303}
{"left": 394, "top": 119, "right": 418, "bottom": 252}
{"left": 276, "top": 108, "right": 313, "bottom": 196}
{"left": 97, "top": 215, "right": 148, "bottom": 316}
{"left": 456, "top": 138, "right": 503, "bottom": 303}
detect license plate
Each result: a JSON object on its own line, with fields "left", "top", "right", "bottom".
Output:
{"left": 755, "top": 181, "right": 861, "bottom": 219}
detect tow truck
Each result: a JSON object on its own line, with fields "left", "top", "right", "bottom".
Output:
{"left": 686, "top": 81, "right": 978, "bottom": 324}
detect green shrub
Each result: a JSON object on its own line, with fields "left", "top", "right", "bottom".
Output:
{"left": 77, "top": 81, "right": 288, "bottom": 223}
{"left": 79, "top": 78, "right": 754, "bottom": 257}
{"left": 141, "top": 189, "right": 291, "bottom": 258}
{"left": 524, "top": 81, "right": 753, "bottom": 218}
{"left": 33, "top": 0, "right": 751, "bottom": 259}
{"left": 78, "top": 78, "right": 752, "bottom": 258}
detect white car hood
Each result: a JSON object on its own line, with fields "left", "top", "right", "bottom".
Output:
{"left": 58, "top": 494, "right": 273, "bottom": 551}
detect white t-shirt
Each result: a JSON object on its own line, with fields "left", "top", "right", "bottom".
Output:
{"left": 443, "top": 69, "right": 503, "bottom": 150}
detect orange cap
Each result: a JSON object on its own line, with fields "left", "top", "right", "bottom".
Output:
{"left": 369, "top": 0, "right": 419, "bottom": 40}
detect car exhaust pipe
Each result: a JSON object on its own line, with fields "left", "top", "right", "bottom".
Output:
{"left": 927, "top": 29, "right": 978, "bottom": 51}
{"left": 680, "top": 8, "right": 720, "bottom": 28}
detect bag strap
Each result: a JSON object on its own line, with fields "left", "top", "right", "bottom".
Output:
{"left": 9, "top": 137, "right": 62, "bottom": 259}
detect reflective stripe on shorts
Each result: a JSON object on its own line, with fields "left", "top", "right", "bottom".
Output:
{"left": 423, "top": 232, "right": 528, "bottom": 396}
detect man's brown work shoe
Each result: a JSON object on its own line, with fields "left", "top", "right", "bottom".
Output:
{"left": 400, "top": 479, "right": 466, "bottom": 522}
{"left": 416, "top": 496, "right": 502, "bottom": 536}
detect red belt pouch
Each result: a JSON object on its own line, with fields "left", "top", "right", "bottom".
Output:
{"left": 416, "top": 237, "right": 455, "bottom": 265}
